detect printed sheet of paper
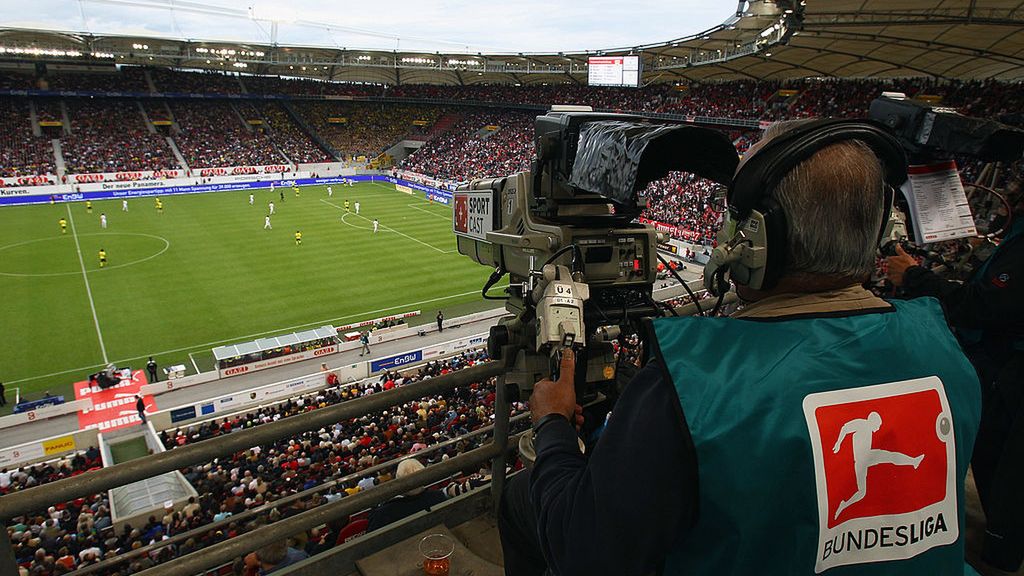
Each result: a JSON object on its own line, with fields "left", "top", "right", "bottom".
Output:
{"left": 901, "top": 161, "right": 977, "bottom": 243}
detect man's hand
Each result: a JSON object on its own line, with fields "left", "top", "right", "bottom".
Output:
{"left": 885, "top": 244, "right": 919, "bottom": 287}
{"left": 530, "top": 349, "right": 583, "bottom": 428}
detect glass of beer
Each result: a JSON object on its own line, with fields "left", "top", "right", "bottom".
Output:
{"left": 419, "top": 533, "right": 455, "bottom": 576}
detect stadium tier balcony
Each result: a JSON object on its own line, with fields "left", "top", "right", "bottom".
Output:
{"left": 62, "top": 99, "right": 179, "bottom": 173}
{"left": 0, "top": 71, "right": 36, "bottom": 90}
{"left": 399, "top": 109, "right": 534, "bottom": 182}
{"left": 242, "top": 75, "right": 373, "bottom": 97}
{"left": 40, "top": 68, "right": 151, "bottom": 93}
{"left": 150, "top": 69, "right": 243, "bottom": 95}
{"left": 171, "top": 100, "right": 283, "bottom": 168}
{"left": 0, "top": 97, "right": 56, "bottom": 180}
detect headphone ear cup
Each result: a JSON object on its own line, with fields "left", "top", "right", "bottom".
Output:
{"left": 757, "top": 204, "right": 788, "bottom": 291}
{"left": 876, "top": 183, "right": 896, "bottom": 245}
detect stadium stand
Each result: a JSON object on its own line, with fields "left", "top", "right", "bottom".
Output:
{"left": 150, "top": 69, "right": 243, "bottom": 95}
{"left": 2, "top": 352, "right": 525, "bottom": 574}
{"left": 292, "top": 101, "right": 443, "bottom": 161}
{"left": 0, "top": 98, "right": 57, "bottom": 179}
{"left": 170, "top": 100, "right": 283, "bottom": 168}
{"left": 41, "top": 68, "right": 150, "bottom": 93}
{"left": 62, "top": 99, "right": 179, "bottom": 173}
{"left": 640, "top": 172, "right": 724, "bottom": 242}
{"left": 254, "top": 102, "right": 333, "bottom": 163}
{"left": 399, "top": 108, "right": 534, "bottom": 182}
{"left": 242, "top": 75, "right": 368, "bottom": 97}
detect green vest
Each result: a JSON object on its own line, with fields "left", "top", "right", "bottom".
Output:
{"left": 652, "top": 297, "right": 980, "bottom": 575}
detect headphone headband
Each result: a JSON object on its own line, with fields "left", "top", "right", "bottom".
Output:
{"left": 712, "top": 119, "right": 908, "bottom": 293}
{"left": 729, "top": 119, "right": 907, "bottom": 219}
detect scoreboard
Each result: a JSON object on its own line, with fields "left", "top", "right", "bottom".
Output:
{"left": 588, "top": 55, "right": 641, "bottom": 87}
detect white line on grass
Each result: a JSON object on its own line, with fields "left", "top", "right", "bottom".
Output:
{"left": 67, "top": 205, "right": 109, "bottom": 364}
{"left": 3, "top": 288, "right": 500, "bottom": 385}
{"left": 320, "top": 198, "right": 456, "bottom": 253}
{"left": 406, "top": 204, "right": 451, "bottom": 221}
{"left": 188, "top": 352, "right": 200, "bottom": 373}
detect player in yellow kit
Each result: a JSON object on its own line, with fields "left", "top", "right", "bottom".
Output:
{"left": 98, "top": 248, "right": 107, "bottom": 268}
{"left": 293, "top": 185, "right": 300, "bottom": 198}
{"left": 295, "top": 230, "right": 302, "bottom": 246}
{"left": 344, "top": 199, "right": 350, "bottom": 212}
{"left": 58, "top": 217, "right": 67, "bottom": 234}
{"left": 155, "top": 197, "right": 163, "bottom": 213}
{"left": 85, "top": 200, "right": 92, "bottom": 213}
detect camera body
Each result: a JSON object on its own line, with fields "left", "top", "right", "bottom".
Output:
{"left": 453, "top": 107, "right": 737, "bottom": 393}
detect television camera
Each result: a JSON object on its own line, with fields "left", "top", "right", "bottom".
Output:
{"left": 452, "top": 107, "right": 737, "bottom": 396}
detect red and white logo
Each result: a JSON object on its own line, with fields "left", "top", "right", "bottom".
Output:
{"left": 803, "top": 376, "right": 958, "bottom": 573}
{"left": 453, "top": 194, "right": 468, "bottom": 233}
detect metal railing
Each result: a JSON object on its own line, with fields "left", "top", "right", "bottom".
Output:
{"left": 71, "top": 411, "right": 530, "bottom": 576}
{"left": 0, "top": 360, "right": 510, "bottom": 575}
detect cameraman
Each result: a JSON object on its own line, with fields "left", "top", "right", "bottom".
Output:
{"left": 500, "top": 122, "right": 981, "bottom": 575}
{"left": 887, "top": 181, "right": 1024, "bottom": 572}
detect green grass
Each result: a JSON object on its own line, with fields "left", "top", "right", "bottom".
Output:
{"left": 109, "top": 436, "right": 150, "bottom": 464}
{"left": 0, "top": 182, "right": 497, "bottom": 412}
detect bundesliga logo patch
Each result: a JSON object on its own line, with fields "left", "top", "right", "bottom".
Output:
{"left": 803, "top": 377, "right": 958, "bottom": 573}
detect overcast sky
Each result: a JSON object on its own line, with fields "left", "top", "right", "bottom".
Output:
{"left": 1, "top": 0, "right": 731, "bottom": 53}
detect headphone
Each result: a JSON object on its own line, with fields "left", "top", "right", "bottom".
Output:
{"left": 703, "top": 119, "right": 909, "bottom": 296}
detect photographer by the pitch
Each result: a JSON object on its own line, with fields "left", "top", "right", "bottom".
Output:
{"left": 500, "top": 121, "right": 982, "bottom": 575}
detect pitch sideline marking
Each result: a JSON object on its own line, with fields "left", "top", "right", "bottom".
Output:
{"left": 67, "top": 205, "right": 109, "bottom": 364}
{"left": 1, "top": 279, "right": 702, "bottom": 387}
{"left": 321, "top": 198, "right": 456, "bottom": 254}
{"left": 1, "top": 288, "right": 500, "bottom": 386}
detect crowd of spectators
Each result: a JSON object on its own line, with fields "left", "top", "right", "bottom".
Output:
{"left": 254, "top": 102, "right": 333, "bottom": 163}
{"left": 640, "top": 171, "right": 724, "bottom": 242}
{"left": 150, "top": 69, "right": 243, "bottom": 95}
{"left": 171, "top": 101, "right": 283, "bottom": 168}
{"left": 293, "top": 101, "right": 442, "bottom": 160}
{"left": 62, "top": 99, "right": 178, "bottom": 173}
{"left": 399, "top": 109, "right": 534, "bottom": 182}
{"left": 40, "top": 69, "right": 150, "bottom": 93}
{"left": 1, "top": 74, "right": 1021, "bottom": 193}
{"left": 0, "top": 97, "right": 57, "bottom": 179}
{"left": 4, "top": 351, "right": 527, "bottom": 575}
{"left": 242, "top": 75, "right": 370, "bottom": 97}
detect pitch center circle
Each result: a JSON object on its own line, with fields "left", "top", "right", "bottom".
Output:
{"left": 0, "top": 232, "right": 171, "bottom": 277}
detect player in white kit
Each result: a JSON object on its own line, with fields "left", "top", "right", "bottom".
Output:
{"left": 269, "top": 201, "right": 275, "bottom": 215}
{"left": 122, "top": 200, "right": 128, "bottom": 211}
{"left": 264, "top": 215, "right": 272, "bottom": 230}
{"left": 249, "top": 193, "right": 254, "bottom": 205}
{"left": 327, "top": 186, "right": 333, "bottom": 197}
{"left": 355, "top": 200, "right": 360, "bottom": 215}
{"left": 373, "top": 218, "right": 379, "bottom": 233}
{"left": 100, "top": 213, "right": 107, "bottom": 229}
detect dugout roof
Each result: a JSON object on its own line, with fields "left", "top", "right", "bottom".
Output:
{"left": 0, "top": 1, "right": 1022, "bottom": 84}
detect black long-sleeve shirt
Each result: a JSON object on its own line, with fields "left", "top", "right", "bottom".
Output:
{"left": 901, "top": 226, "right": 1024, "bottom": 571}
{"left": 529, "top": 362, "right": 697, "bottom": 576}
{"left": 902, "top": 233, "right": 1024, "bottom": 341}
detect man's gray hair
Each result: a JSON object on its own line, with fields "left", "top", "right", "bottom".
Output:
{"left": 762, "top": 120, "right": 886, "bottom": 279}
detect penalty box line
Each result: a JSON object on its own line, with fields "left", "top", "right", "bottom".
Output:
{"left": 319, "top": 198, "right": 455, "bottom": 254}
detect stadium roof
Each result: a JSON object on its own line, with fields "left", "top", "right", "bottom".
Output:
{"left": 0, "top": 0, "right": 1022, "bottom": 84}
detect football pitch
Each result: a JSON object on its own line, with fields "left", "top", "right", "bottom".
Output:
{"left": 0, "top": 182, "right": 496, "bottom": 411}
